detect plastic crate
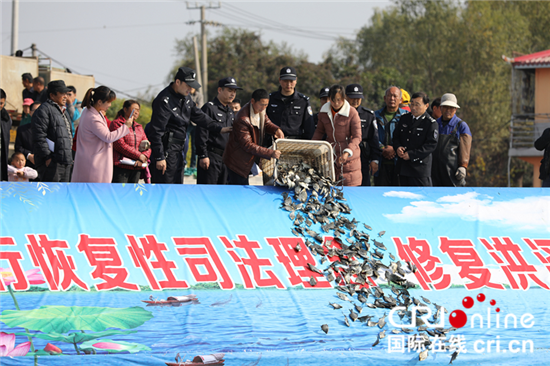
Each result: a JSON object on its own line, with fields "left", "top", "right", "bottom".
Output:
{"left": 260, "top": 139, "right": 335, "bottom": 185}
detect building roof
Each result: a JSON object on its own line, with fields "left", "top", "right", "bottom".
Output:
{"left": 511, "top": 49, "right": 550, "bottom": 68}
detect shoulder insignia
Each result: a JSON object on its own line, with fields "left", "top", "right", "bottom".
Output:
{"left": 367, "top": 109, "right": 374, "bottom": 115}
{"left": 163, "top": 97, "right": 169, "bottom": 104}
{"left": 208, "top": 101, "right": 214, "bottom": 105}
{"left": 298, "top": 92, "right": 310, "bottom": 101}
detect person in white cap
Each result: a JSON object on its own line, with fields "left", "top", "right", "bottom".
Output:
{"left": 431, "top": 93, "right": 472, "bottom": 186}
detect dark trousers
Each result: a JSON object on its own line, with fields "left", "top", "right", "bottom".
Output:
{"left": 399, "top": 175, "right": 432, "bottom": 187}
{"left": 38, "top": 160, "right": 72, "bottom": 182}
{"left": 228, "top": 167, "right": 249, "bottom": 185}
{"left": 542, "top": 176, "right": 550, "bottom": 187}
{"left": 374, "top": 160, "right": 399, "bottom": 186}
{"left": 197, "top": 152, "right": 228, "bottom": 185}
{"left": 112, "top": 166, "right": 141, "bottom": 183}
{"left": 150, "top": 144, "right": 184, "bottom": 184}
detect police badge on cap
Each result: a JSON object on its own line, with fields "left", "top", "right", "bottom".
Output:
{"left": 280, "top": 66, "right": 297, "bottom": 80}
{"left": 345, "top": 83, "right": 364, "bottom": 99}
{"left": 175, "top": 66, "right": 202, "bottom": 89}
{"left": 218, "top": 76, "right": 243, "bottom": 90}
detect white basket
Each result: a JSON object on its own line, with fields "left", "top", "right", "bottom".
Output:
{"left": 260, "top": 139, "right": 335, "bottom": 185}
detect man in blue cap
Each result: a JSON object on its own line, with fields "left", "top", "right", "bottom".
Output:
{"left": 345, "top": 83, "right": 380, "bottom": 186}
{"left": 148, "top": 67, "right": 232, "bottom": 184}
{"left": 196, "top": 77, "right": 242, "bottom": 184}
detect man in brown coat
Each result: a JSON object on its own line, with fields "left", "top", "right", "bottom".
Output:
{"left": 223, "top": 89, "right": 284, "bottom": 185}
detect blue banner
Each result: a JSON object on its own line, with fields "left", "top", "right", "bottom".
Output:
{"left": 1, "top": 182, "right": 549, "bottom": 365}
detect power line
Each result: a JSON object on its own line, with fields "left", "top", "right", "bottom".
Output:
{"left": 33, "top": 47, "right": 150, "bottom": 103}
{"left": 0, "top": 21, "right": 187, "bottom": 35}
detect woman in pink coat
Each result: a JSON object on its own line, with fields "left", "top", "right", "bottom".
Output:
{"left": 313, "top": 84, "right": 362, "bottom": 186}
{"left": 71, "top": 86, "right": 132, "bottom": 183}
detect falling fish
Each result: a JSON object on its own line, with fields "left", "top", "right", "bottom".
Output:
{"left": 329, "top": 302, "right": 343, "bottom": 309}
{"left": 419, "top": 349, "right": 429, "bottom": 361}
{"left": 294, "top": 243, "right": 302, "bottom": 252}
{"left": 309, "top": 276, "right": 317, "bottom": 287}
{"left": 321, "top": 324, "right": 329, "bottom": 334}
{"left": 378, "top": 231, "right": 386, "bottom": 237}
{"left": 449, "top": 350, "right": 459, "bottom": 364}
{"left": 364, "top": 224, "right": 372, "bottom": 231}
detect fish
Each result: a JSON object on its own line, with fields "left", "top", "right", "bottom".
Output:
{"left": 343, "top": 314, "right": 350, "bottom": 327}
{"left": 294, "top": 243, "right": 302, "bottom": 252}
{"left": 336, "top": 292, "right": 352, "bottom": 302}
{"left": 354, "top": 303, "right": 363, "bottom": 314}
{"left": 372, "top": 335, "right": 380, "bottom": 347}
{"left": 364, "top": 224, "right": 372, "bottom": 231}
{"left": 329, "top": 302, "right": 343, "bottom": 310}
{"left": 377, "top": 313, "right": 387, "bottom": 328}
{"left": 449, "top": 350, "right": 459, "bottom": 364}
{"left": 307, "top": 262, "right": 323, "bottom": 275}
{"left": 378, "top": 231, "right": 386, "bottom": 237}
{"left": 309, "top": 276, "right": 317, "bottom": 287}
{"left": 421, "top": 296, "right": 431, "bottom": 304}
{"left": 349, "top": 308, "right": 358, "bottom": 322}
{"left": 321, "top": 324, "right": 329, "bottom": 334}
{"left": 419, "top": 349, "right": 429, "bottom": 361}
{"left": 379, "top": 329, "right": 386, "bottom": 339}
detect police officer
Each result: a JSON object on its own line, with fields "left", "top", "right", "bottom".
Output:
{"left": 148, "top": 66, "right": 232, "bottom": 184}
{"left": 393, "top": 92, "right": 438, "bottom": 187}
{"left": 267, "top": 66, "right": 314, "bottom": 141}
{"left": 313, "top": 87, "right": 330, "bottom": 129}
{"left": 345, "top": 84, "right": 381, "bottom": 186}
{"left": 196, "top": 77, "right": 241, "bottom": 185}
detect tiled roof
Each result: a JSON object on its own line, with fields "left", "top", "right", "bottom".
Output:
{"left": 512, "top": 49, "right": 550, "bottom": 68}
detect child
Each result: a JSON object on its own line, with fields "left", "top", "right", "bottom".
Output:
{"left": 8, "top": 152, "right": 38, "bottom": 182}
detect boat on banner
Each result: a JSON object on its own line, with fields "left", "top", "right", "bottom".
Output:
{"left": 166, "top": 353, "right": 225, "bottom": 366}
{"left": 142, "top": 294, "right": 198, "bottom": 306}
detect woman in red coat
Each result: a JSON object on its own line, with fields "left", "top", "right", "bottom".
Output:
{"left": 313, "top": 85, "right": 362, "bottom": 186}
{"left": 110, "top": 100, "right": 151, "bottom": 183}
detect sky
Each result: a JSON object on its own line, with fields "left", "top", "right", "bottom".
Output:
{"left": 1, "top": 0, "right": 390, "bottom": 100}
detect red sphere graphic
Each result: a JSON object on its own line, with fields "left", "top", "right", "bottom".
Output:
{"left": 490, "top": 299, "right": 496, "bottom": 306}
{"left": 462, "top": 296, "right": 474, "bottom": 309}
{"left": 449, "top": 310, "right": 468, "bottom": 328}
{"left": 477, "top": 293, "right": 486, "bottom": 302}
{"left": 496, "top": 308, "right": 500, "bottom": 312}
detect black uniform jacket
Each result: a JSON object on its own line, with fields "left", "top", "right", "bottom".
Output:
{"left": 267, "top": 88, "right": 314, "bottom": 139}
{"left": 357, "top": 106, "right": 381, "bottom": 162}
{"left": 196, "top": 97, "right": 235, "bottom": 158}
{"left": 392, "top": 112, "right": 438, "bottom": 177}
{"left": 148, "top": 83, "right": 222, "bottom": 161}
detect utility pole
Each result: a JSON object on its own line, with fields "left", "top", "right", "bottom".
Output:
{"left": 11, "top": 0, "right": 19, "bottom": 56}
{"left": 186, "top": 2, "right": 221, "bottom": 102}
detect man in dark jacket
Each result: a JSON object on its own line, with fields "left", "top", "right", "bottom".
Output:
{"left": 223, "top": 89, "right": 284, "bottom": 185}
{"left": 196, "top": 77, "right": 241, "bottom": 184}
{"left": 535, "top": 127, "right": 550, "bottom": 187}
{"left": 345, "top": 84, "right": 380, "bottom": 186}
{"left": 0, "top": 89, "right": 12, "bottom": 181}
{"left": 393, "top": 92, "right": 438, "bottom": 186}
{"left": 374, "top": 86, "right": 408, "bottom": 186}
{"left": 148, "top": 67, "right": 232, "bottom": 184}
{"left": 32, "top": 80, "right": 73, "bottom": 182}
{"left": 267, "top": 67, "right": 314, "bottom": 141}
{"left": 33, "top": 77, "right": 48, "bottom": 103}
